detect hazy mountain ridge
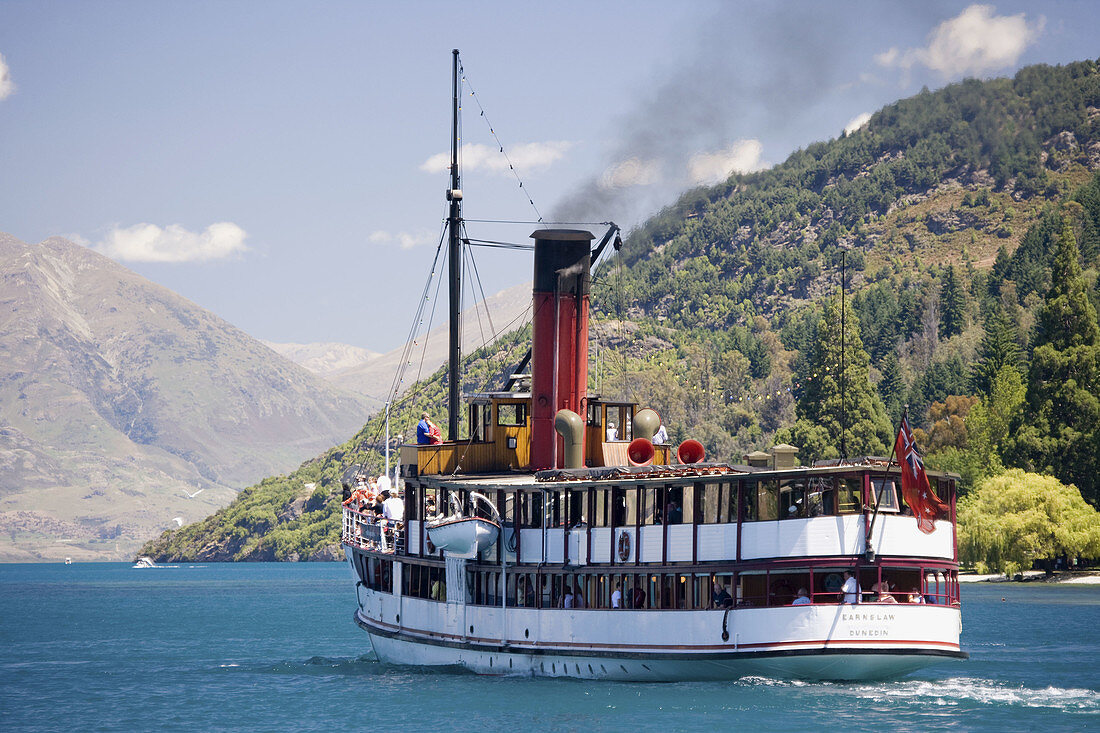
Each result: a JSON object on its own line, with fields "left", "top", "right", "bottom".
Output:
{"left": 263, "top": 341, "right": 380, "bottom": 376}
{"left": 0, "top": 233, "right": 371, "bottom": 560}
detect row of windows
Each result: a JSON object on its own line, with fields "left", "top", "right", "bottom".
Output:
{"left": 415, "top": 475, "right": 947, "bottom": 528}
{"left": 390, "top": 563, "right": 960, "bottom": 609}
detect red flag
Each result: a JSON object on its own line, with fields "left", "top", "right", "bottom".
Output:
{"left": 894, "top": 415, "right": 949, "bottom": 533}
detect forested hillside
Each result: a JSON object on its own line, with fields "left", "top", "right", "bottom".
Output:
{"left": 142, "top": 59, "right": 1100, "bottom": 561}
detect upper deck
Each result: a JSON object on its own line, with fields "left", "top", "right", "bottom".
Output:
{"left": 349, "top": 456, "right": 959, "bottom": 567}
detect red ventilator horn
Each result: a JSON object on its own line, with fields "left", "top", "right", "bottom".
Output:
{"left": 677, "top": 439, "right": 705, "bottom": 464}
{"left": 627, "top": 437, "right": 655, "bottom": 466}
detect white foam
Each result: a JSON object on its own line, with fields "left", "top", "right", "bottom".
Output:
{"left": 848, "top": 677, "right": 1100, "bottom": 712}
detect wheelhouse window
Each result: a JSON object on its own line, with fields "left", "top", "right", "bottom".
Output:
{"left": 497, "top": 402, "right": 526, "bottom": 426}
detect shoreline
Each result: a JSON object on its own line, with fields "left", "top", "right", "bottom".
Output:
{"left": 959, "top": 570, "right": 1100, "bottom": 584}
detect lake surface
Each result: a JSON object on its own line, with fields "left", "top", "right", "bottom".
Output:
{"left": 1, "top": 562, "right": 1096, "bottom": 732}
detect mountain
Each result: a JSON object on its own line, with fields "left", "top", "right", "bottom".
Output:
{"left": 141, "top": 60, "right": 1100, "bottom": 561}
{"left": 0, "top": 233, "right": 371, "bottom": 560}
{"left": 262, "top": 341, "right": 380, "bottom": 377}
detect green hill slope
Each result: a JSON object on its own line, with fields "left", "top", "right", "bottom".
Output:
{"left": 143, "top": 59, "right": 1100, "bottom": 561}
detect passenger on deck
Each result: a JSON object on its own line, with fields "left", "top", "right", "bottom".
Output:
{"left": 574, "top": 584, "right": 586, "bottom": 609}
{"left": 792, "top": 587, "right": 811, "bottom": 605}
{"left": 382, "top": 490, "right": 404, "bottom": 522}
{"left": 417, "top": 412, "right": 442, "bottom": 445}
{"left": 606, "top": 422, "right": 618, "bottom": 441}
{"left": 632, "top": 587, "right": 647, "bottom": 609}
{"left": 611, "top": 582, "right": 622, "bottom": 609}
{"left": 563, "top": 584, "right": 575, "bottom": 609}
{"left": 908, "top": 588, "right": 925, "bottom": 604}
{"left": 711, "top": 578, "right": 733, "bottom": 609}
{"left": 841, "top": 570, "right": 861, "bottom": 604}
{"left": 873, "top": 581, "right": 897, "bottom": 603}
{"left": 666, "top": 500, "right": 682, "bottom": 525}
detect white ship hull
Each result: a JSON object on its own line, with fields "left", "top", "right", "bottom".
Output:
{"left": 348, "top": 559, "right": 965, "bottom": 682}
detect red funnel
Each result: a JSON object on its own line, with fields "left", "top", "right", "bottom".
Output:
{"left": 677, "top": 439, "right": 705, "bottom": 464}
{"left": 627, "top": 438, "right": 655, "bottom": 466}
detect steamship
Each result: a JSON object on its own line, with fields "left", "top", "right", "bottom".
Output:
{"left": 341, "top": 50, "right": 966, "bottom": 681}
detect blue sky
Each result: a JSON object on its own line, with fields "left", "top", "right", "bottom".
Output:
{"left": 1, "top": 2, "right": 1097, "bottom": 352}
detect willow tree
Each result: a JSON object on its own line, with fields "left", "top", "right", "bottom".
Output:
{"left": 781, "top": 296, "right": 893, "bottom": 461}
{"left": 1011, "top": 223, "right": 1100, "bottom": 505}
{"left": 958, "top": 469, "right": 1100, "bottom": 575}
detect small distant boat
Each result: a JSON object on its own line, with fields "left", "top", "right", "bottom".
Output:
{"left": 132, "top": 556, "right": 157, "bottom": 568}
{"left": 64, "top": 557, "right": 72, "bottom": 565}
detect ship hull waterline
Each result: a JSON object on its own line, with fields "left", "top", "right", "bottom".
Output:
{"left": 355, "top": 610, "right": 965, "bottom": 681}
{"left": 349, "top": 564, "right": 967, "bottom": 685}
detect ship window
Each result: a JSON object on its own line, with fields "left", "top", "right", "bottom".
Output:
{"left": 663, "top": 485, "right": 687, "bottom": 524}
{"left": 756, "top": 481, "right": 779, "bottom": 521}
{"left": 643, "top": 487, "right": 662, "bottom": 525}
{"left": 610, "top": 487, "right": 629, "bottom": 527}
{"left": 594, "top": 489, "right": 609, "bottom": 527}
{"left": 779, "top": 479, "right": 808, "bottom": 519}
{"left": 870, "top": 478, "right": 899, "bottom": 512}
{"left": 469, "top": 403, "right": 487, "bottom": 442}
{"left": 806, "top": 476, "right": 834, "bottom": 516}
{"left": 838, "top": 477, "right": 862, "bottom": 514}
{"left": 567, "top": 489, "right": 586, "bottom": 527}
{"left": 587, "top": 402, "right": 601, "bottom": 426}
{"left": 497, "top": 403, "right": 526, "bottom": 426}
{"left": 699, "top": 482, "right": 720, "bottom": 523}
{"left": 740, "top": 481, "right": 757, "bottom": 522}
{"left": 519, "top": 491, "right": 543, "bottom": 529}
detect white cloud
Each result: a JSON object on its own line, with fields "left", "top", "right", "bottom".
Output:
{"left": 600, "top": 157, "right": 661, "bottom": 189}
{"left": 369, "top": 229, "right": 437, "bottom": 250}
{"left": 844, "top": 112, "right": 872, "bottom": 136}
{"left": 88, "top": 222, "right": 248, "bottom": 263}
{"left": 687, "top": 140, "right": 765, "bottom": 185}
{"left": 0, "top": 52, "right": 15, "bottom": 101}
{"left": 876, "top": 5, "right": 1043, "bottom": 78}
{"left": 420, "top": 141, "right": 572, "bottom": 175}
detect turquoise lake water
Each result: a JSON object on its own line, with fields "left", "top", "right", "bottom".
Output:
{"left": 1, "top": 562, "right": 1097, "bottom": 732}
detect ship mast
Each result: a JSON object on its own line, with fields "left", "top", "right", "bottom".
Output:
{"left": 446, "top": 48, "right": 463, "bottom": 440}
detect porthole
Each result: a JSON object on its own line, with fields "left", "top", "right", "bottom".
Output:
{"left": 470, "top": 625, "right": 474, "bottom": 634}
{"left": 396, "top": 614, "right": 400, "bottom": 623}
{"left": 525, "top": 628, "right": 530, "bottom": 638}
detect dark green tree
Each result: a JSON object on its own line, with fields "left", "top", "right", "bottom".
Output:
{"left": 782, "top": 296, "right": 893, "bottom": 460}
{"left": 939, "top": 265, "right": 966, "bottom": 339}
{"left": 1011, "top": 223, "right": 1100, "bottom": 505}
{"left": 878, "top": 351, "right": 905, "bottom": 424}
{"left": 969, "top": 307, "right": 1023, "bottom": 396}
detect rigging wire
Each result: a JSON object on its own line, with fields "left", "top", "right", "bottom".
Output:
{"left": 464, "top": 238, "right": 534, "bottom": 250}
{"left": 459, "top": 60, "right": 545, "bottom": 223}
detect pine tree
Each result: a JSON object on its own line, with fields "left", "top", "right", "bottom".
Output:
{"left": 1011, "top": 223, "right": 1100, "bottom": 505}
{"left": 939, "top": 265, "right": 966, "bottom": 339}
{"left": 969, "top": 307, "right": 1023, "bottom": 396}
{"left": 878, "top": 351, "right": 905, "bottom": 424}
{"left": 785, "top": 296, "right": 893, "bottom": 460}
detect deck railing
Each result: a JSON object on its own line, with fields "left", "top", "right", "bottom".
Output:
{"left": 342, "top": 507, "right": 405, "bottom": 555}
